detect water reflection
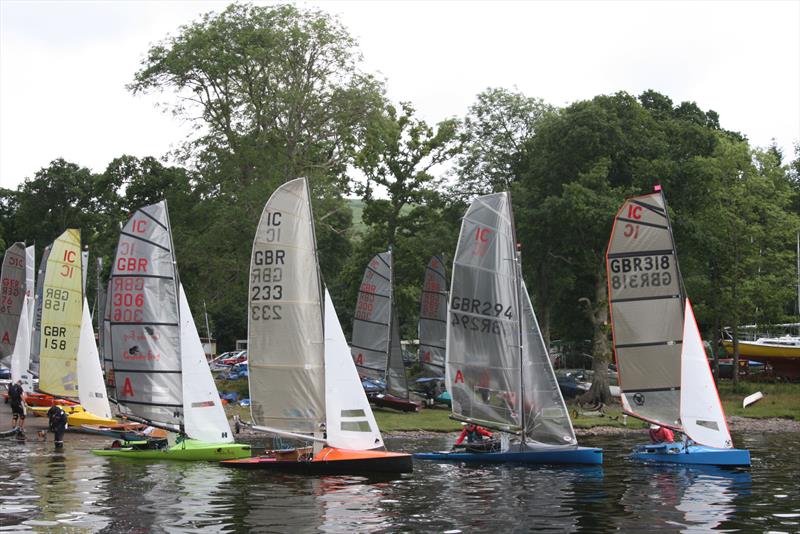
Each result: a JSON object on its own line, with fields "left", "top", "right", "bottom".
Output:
{"left": 0, "top": 431, "right": 798, "bottom": 532}
{"left": 620, "top": 464, "right": 751, "bottom": 532}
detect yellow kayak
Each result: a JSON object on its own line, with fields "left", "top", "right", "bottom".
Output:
{"left": 29, "top": 404, "right": 118, "bottom": 426}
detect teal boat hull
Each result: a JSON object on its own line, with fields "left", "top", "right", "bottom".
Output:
{"left": 414, "top": 445, "right": 602, "bottom": 465}
{"left": 632, "top": 441, "right": 750, "bottom": 466}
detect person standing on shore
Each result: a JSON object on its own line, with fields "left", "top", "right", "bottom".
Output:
{"left": 47, "top": 405, "right": 68, "bottom": 449}
{"left": 8, "top": 380, "right": 26, "bottom": 432}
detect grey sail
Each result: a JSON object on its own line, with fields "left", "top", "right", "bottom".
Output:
{"left": 606, "top": 190, "right": 683, "bottom": 428}
{"left": 0, "top": 242, "right": 26, "bottom": 367}
{"left": 351, "top": 251, "right": 393, "bottom": 380}
{"left": 386, "top": 305, "right": 408, "bottom": 399}
{"left": 30, "top": 245, "right": 51, "bottom": 376}
{"left": 249, "top": 177, "right": 326, "bottom": 434}
{"left": 446, "top": 193, "right": 522, "bottom": 432}
{"left": 520, "top": 281, "right": 577, "bottom": 445}
{"left": 109, "top": 201, "right": 183, "bottom": 426}
{"left": 101, "top": 278, "right": 113, "bottom": 388}
{"left": 419, "top": 255, "right": 448, "bottom": 376}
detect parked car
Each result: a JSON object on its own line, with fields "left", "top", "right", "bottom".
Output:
{"left": 221, "top": 350, "right": 247, "bottom": 366}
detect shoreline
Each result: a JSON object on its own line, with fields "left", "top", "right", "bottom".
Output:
{"left": 382, "top": 415, "right": 800, "bottom": 438}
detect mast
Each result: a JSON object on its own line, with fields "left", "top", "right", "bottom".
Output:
{"left": 514, "top": 244, "right": 525, "bottom": 444}
{"left": 386, "top": 244, "right": 394, "bottom": 384}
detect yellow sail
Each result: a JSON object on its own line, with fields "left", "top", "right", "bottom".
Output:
{"left": 39, "top": 229, "right": 82, "bottom": 397}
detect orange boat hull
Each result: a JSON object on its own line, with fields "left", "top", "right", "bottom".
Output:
{"left": 2, "top": 392, "right": 77, "bottom": 407}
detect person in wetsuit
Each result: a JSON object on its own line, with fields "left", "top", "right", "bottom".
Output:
{"left": 8, "top": 380, "right": 26, "bottom": 431}
{"left": 454, "top": 423, "right": 493, "bottom": 447}
{"left": 649, "top": 424, "right": 675, "bottom": 443}
{"left": 47, "top": 405, "right": 68, "bottom": 449}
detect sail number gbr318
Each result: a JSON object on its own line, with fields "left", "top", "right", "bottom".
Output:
{"left": 608, "top": 254, "right": 673, "bottom": 290}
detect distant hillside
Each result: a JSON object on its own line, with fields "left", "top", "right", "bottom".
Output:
{"left": 346, "top": 198, "right": 415, "bottom": 238}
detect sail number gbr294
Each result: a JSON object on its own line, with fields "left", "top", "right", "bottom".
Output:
{"left": 450, "top": 296, "right": 512, "bottom": 334}
{"left": 251, "top": 211, "right": 285, "bottom": 321}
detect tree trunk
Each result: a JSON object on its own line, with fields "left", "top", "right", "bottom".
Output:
{"left": 712, "top": 315, "right": 721, "bottom": 382}
{"left": 732, "top": 324, "right": 740, "bottom": 389}
{"left": 578, "top": 268, "right": 613, "bottom": 405}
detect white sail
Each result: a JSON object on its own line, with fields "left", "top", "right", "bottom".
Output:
{"left": 10, "top": 298, "right": 32, "bottom": 392}
{"left": 179, "top": 284, "right": 234, "bottom": 443}
{"left": 248, "top": 177, "right": 326, "bottom": 434}
{"left": 323, "top": 289, "right": 384, "bottom": 450}
{"left": 679, "top": 300, "right": 732, "bottom": 449}
{"left": 25, "top": 245, "right": 35, "bottom": 341}
{"left": 76, "top": 297, "right": 112, "bottom": 419}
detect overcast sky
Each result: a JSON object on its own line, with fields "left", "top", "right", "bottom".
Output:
{"left": 1, "top": 0, "right": 798, "bottom": 190}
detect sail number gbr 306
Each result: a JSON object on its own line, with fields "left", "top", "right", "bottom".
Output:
{"left": 251, "top": 211, "right": 284, "bottom": 321}
{"left": 450, "top": 296, "right": 512, "bottom": 334}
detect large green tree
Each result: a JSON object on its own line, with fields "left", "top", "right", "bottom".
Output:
{"left": 130, "top": 2, "right": 384, "bottom": 190}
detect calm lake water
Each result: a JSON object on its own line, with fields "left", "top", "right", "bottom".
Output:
{"left": 0, "top": 429, "right": 798, "bottom": 533}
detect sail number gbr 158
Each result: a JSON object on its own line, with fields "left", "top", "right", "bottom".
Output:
{"left": 450, "top": 296, "right": 512, "bottom": 335}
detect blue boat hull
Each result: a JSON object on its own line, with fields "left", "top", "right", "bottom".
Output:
{"left": 632, "top": 441, "right": 750, "bottom": 466}
{"left": 414, "top": 445, "right": 602, "bottom": 465}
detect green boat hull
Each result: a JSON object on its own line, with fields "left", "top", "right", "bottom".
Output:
{"left": 92, "top": 438, "right": 251, "bottom": 461}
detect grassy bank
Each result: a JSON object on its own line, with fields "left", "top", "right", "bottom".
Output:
{"left": 220, "top": 377, "right": 799, "bottom": 433}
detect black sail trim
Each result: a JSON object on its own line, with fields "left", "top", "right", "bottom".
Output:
{"left": 616, "top": 340, "right": 683, "bottom": 349}
{"left": 607, "top": 249, "right": 675, "bottom": 259}
{"left": 615, "top": 217, "right": 668, "bottom": 230}
{"left": 611, "top": 294, "right": 682, "bottom": 304}
{"left": 624, "top": 386, "right": 681, "bottom": 393}
{"left": 119, "top": 231, "right": 171, "bottom": 253}
{"left": 631, "top": 199, "right": 666, "bottom": 216}
{"left": 352, "top": 317, "right": 390, "bottom": 328}
{"left": 137, "top": 206, "right": 169, "bottom": 231}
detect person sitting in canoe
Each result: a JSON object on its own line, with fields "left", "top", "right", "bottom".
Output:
{"left": 453, "top": 423, "right": 493, "bottom": 449}
{"left": 649, "top": 424, "right": 675, "bottom": 444}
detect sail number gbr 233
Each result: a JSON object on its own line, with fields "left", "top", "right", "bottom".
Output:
{"left": 251, "top": 211, "right": 284, "bottom": 320}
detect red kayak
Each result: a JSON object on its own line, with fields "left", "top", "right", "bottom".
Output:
{"left": 3, "top": 391, "right": 77, "bottom": 407}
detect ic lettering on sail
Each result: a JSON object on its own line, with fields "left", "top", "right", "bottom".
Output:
{"left": 131, "top": 219, "right": 147, "bottom": 234}
{"left": 472, "top": 227, "right": 492, "bottom": 257}
{"left": 61, "top": 249, "right": 77, "bottom": 278}
{"left": 623, "top": 223, "right": 639, "bottom": 239}
{"left": 262, "top": 211, "right": 282, "bottom": 242}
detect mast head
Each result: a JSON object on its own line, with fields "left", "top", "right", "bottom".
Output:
{"left": 654, "top": 184, "right": 662, "bottom": 192}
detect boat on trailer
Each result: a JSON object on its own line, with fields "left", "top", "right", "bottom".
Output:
{"left": 220, "top": 178, "right": 412, "bottom": 474}
{"left": 351, "top": 249, "right": 419, "bottom": 412}
{"left": 414, "top": 192, "right": 602, "bottom": 465}
{"left": 606, "top": 186, "right": 750, "bottom": 467}
{"left": 91, "top": 201, "right": 250, "bottom": 461}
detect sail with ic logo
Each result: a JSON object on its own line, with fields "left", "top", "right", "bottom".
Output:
{"left": 606, "top": 187, "right": 749, "bottom": 465}
{"left": 418, "top": 255, "right": 448, "bottom": 377}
